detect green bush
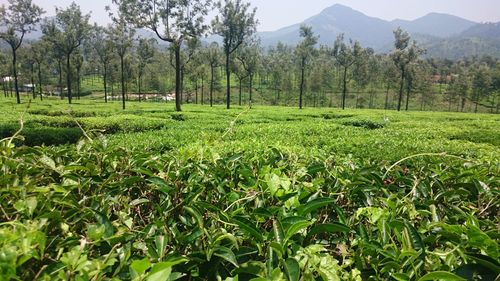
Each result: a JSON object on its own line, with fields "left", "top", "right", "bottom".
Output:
{"left": 342, "top": 119, "right": 384, "bottom": 129}
{"left": 0, "top": 125, "right": 82, "bottom": 146}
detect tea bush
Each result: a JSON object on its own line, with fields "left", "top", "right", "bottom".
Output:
{"left": 0, "top": 98, "right": 498, "bottom": 280}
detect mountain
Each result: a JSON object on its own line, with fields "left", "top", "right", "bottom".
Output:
{"left": 391, "top": 13, "right": 476, "bottom": 38}
{"left": 258, "top": 4, "right": 480, "bottom": 50}
{"left": 256, "top": 4, "right": 500, "bottom": 59}
{"left": 423, "top": 22, "right": 500, "bottom": 59}
{"left": 259, "top": 4, "right": 395, "bottom": 50}
{"left": 459, "top": 22, "right": 500, "bottom": 40}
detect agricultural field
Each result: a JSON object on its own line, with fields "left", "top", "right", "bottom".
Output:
{"left": 0, "top": 97, "right": 499, "bottom": 280}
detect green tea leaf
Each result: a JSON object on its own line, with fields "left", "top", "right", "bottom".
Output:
{"left": 131, "top": 257, "right": 151, "bottom": 276}
{"left": 233, "top": 216, "right": 264, "bottom": 242}
{"left": 284, "top": 258, "right": 300, "bottom": 281}
{"left": 147, "top": 262, "right": 171, "bottom": 281}
{"left": 298, "top": 197, "right": 334, "bottom": 216}
{"left": 417, "top": 271, "right": 466, "bottom": 281}
{"left": 214, "top": 246, "right": 239, "bottom": 267}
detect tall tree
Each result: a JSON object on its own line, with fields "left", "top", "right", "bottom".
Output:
{"left": 206, "top": 42, "right": 223, "bottom": 107}
{"left": 472, "top": 64, "right": 492, "bottom": 113}
{"left": 333, "top": 34, "right": 363, "bottom": 110}
{"left": 108, "top": 15, "right": 135, "bottom": 110}
{"left": 212, "top": 0, "right": 257, "bottom": 109}
{"left": 382, "top": 56, "right": 398, "bottom": 109}
{"left": 92, "top": 25, "right": 115, "bottom": 103}
{"left": 31, "top": 40, "right": 47, "bottom": 101}
{"left": 0, "top": 51, "right": 8, "bottom": 97}
{"left": 391, "top": 28, "right": 424, "bottom": 111}
{"left": 0, "top": 0, "right": 44, "bottom": 104}
{"left": 235, "top": 41, "right": 260, "bottom": 107}
{"left": 112, "top": 0, "right": 213, "bottom": 112}
{"left": 137, "top": 38, "right": 156, "bottom": 102}
{"left": 178, "top": 38, "right": 200, "bottom": 102}
{"left": 295, "top": 25, "right": 318, "bottom": 109}
{"left": 73, "top": 51, "right": 84, "bottom": 100}
{"left": 42, "top": 2, "right": 90, "bottom": 104}
{"left": 19, "top": 46, "right": 36, "bottom": 99}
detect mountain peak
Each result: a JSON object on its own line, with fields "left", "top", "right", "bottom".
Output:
{"left": 394, "top": 12, "right": 476, "bottom": 37}
{"left": 321, "top": 4, "right": 356, "bottom": 14}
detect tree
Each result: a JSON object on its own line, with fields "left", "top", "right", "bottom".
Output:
{"left": 472, "top": 64, "right": 492, "bottom": 113}
{"left": 232, "top": 55, "right": 250, "bottom": 106}
{"left": 42, "top": 2, "right": 90, "bottom": 104}
{"left": 206, "top": 42, "right": 223, "bottom": 107}
{"left": 0, "top": 51, "right": 8, "bottom": 97}
{"left": 177, "top": 38, "right": 200, "bottom": 103}
{"left": 0, "top": 0, "right": 44, "bottom": 104}
{"left": 112, "top": 0, "right": 213, "bottom": 112}
{"left": 91, "top": 25, "right": 115, "bottom": 103}
{"left": 212, "top": 0, "right": 258, "bottom": 109}
{"left": 108, "top": 15, "right": 135, "bottom": 110}
{"left": 333, "top": 34, "right": 364, "bottom": 109}
{"left": 391, "top": 28, "right": 424, "bottom": 111}
{"left": 188, "top": 53, "right": 208, "bottom": 105}
{"left": 137, "top": 38, "right": 156, "bottom": 102}
{"left": 19, "top": 46, "right": 37, "bottom": 99}
{"left": 491, "top": 66, "right": 500, "bottom": 113}
{"left": 235, "top": 41, "right": 260, "bottom": 107}
{"left": 31, "top": 40, "right": 47, "bottom": 101}
{"left": 295, "top": 25, "right": 318, "bottom": 109}
{"left": 73, "top": 51, "right": 84, "bottom": 100}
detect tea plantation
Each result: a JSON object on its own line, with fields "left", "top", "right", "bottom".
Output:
{"left": 0, "top": 97, "right": 499, "bottom": 280}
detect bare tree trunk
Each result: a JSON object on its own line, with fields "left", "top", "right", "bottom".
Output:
{"left": 397, "top": 68, "right": 405, "bottom": 111}
{"left": 180, "top": 68, "right": 184, "bottom": 104}
{"left": 77, "top": 67, "right": 81, "bottom": 100}
{"left": 2, "top": 79, "right": 7, "bottom": 97}
{"left": 138, "top": 73, "right": 142, "bottom": 102}
{"left": 342, "top": 66, "right": 348, "bottom": 110}
{"left": 174, "top": 43, "right": 181, "bottom": 111}
{"left": 11, "top": 48, "right": 20, "bottom": 104}
{"left": 30, "top": 64, "right": 36, "bottom": 99}
{"left": 66, "top": 54, "right": 73, "bottom": 104}
{"left": 238, "top": 78, "right": 242, "bottom": 106}
{"left": 299, "top": 57, "right": 305, "bottom": 109}
{"left": 103, "top": 65, "right": 108, "bottom": 103}
{"left": 195, "top": 80, "right": 198, "bottom": 104}
{"left": 201, "top": 76, "right": 204, "bottom": 105}
{"left": 474, "top": 93, "right": 479, "bottom": 113}
{"left": 58, "top": 60, "right": 63, "bottom": 100}
{"left": 210, "top": 65, "right": 214, "bottom": 107}
{"left": 120, "top": 54, "right": 126, "bottom": 110}
{"left": 405, "top": 83, "right": 411, "bottom": 111}
{"left": 225, "top": 51, "right": 231, "bottom": 109}
{"left": 249, "top": 74, "right": 253, "bottom": 108}
{"left": 37, "top": 63, "right": 43, "bottom": 101}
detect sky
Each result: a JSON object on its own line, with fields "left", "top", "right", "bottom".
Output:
{"left": 1, "top": 0, "right": 500, "bottom": 31}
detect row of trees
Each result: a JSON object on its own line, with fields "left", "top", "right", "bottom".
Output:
{"left": 1, "top": 0, "right": 499, "bottom": 113}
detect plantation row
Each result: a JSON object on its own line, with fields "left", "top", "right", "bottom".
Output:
{"left": 0, "top": 98, "right": 499, "bottom": 280}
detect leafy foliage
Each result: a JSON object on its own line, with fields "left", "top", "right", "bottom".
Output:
{"left": 0, "top": 101, "right": 498, "bottom": 280}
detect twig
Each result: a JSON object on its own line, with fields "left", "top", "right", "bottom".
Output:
{"left": 33, "top": 265, "right": 47, "bottom": 281}
{"left": 4, "top": 100, "right": 31, "bottom": 146}
{"left": 383, "top": 152, "right": 469, "bottom": 180}
{"left": 224, "top": 192, "right": 260, "bottom": 212}
{"left": 220, "top": 107, "right": 251, "bottom": 140}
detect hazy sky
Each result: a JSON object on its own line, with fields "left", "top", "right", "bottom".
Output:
{"left": 2, "top": 0, "right": 500, "bottom": 31}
